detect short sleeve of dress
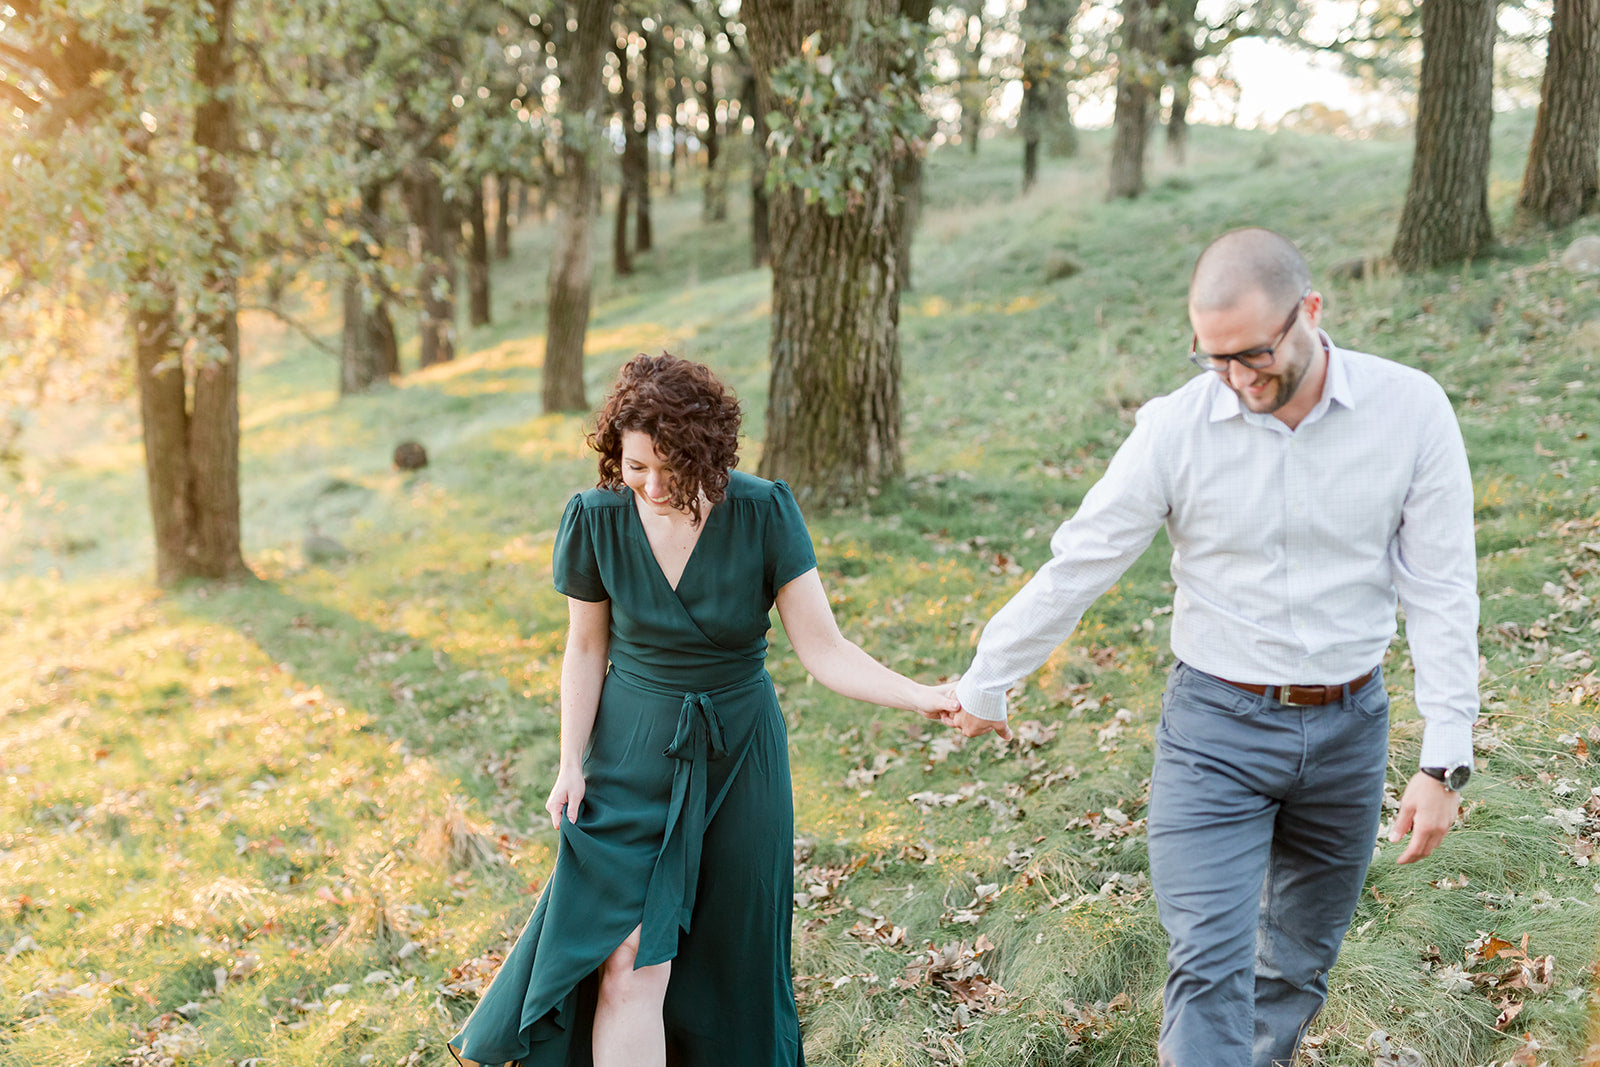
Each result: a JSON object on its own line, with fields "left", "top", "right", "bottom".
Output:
{"left": 764, "top": 480, "right": 818, "bottom": 599}
{"left": 553, "top": 494, "right": 608, "bottom": 602}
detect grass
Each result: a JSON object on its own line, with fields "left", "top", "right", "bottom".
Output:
{"left": 3, "top": 115, "right": 1600, "bottom": 1066}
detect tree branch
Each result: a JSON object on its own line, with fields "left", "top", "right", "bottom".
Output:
{"left": 238, "top": 302, "right": 342, "bottom": 359}
{"left": 0, "top": 37, "right": 49, "bottom": 82}
{"left": 0, "top": 75, "right": 40, "bottom": 113}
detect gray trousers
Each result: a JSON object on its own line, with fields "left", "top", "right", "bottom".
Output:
{"left": 1148, "top": 662, "right": 1389, "bottom": 1067}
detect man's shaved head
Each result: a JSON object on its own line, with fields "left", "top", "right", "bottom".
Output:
{"left": 1189, "top": 228, "right": 1312, "bottom": 313}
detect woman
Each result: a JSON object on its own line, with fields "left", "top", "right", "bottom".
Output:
{"left": 450, "top": 354, "right": 960, "bottom": 1067}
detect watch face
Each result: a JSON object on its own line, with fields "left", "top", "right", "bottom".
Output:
{"left": 1445, "top": 765, "right": 1471, "bottom": 791}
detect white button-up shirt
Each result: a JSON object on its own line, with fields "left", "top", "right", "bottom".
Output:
{"left": 955, "top": 334, "right": 1479, "bottom": 768}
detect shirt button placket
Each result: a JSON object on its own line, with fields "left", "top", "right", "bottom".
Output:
{"left": 1284, "top": 436, "right": 1312, "bottom": 651}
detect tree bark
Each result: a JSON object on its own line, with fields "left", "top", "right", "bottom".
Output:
{"left": 134, "top": 280, "right": 192, "bottom": 586}
{"left": 404, "top": 163, "right": 456, "bottom": 366}
{"left": 637, "top": 27, "right": 656, "bottom": 252}
{"left": 1517, "top": 0, "right": 1600, "bottom": 225}
{"left": 613, "top": 179, "right": 634, "bottom": 276}
{"left": 373, "top": 301, "right": 399, "bottom": 377}
{"left": 189, "top": 0, "right": 248, "bottom": 581}
{"left": 341, "top": 179, "right": 390, "bottom": 394}
{"left": 1392, "top": 0, "right": 1496, "bottom": 270}
{"left": 363, "top": 180, "right": 399, "bottom": 378}
{"left": 494, "top": 171, "right": 513, "bottom": 259}
{"left": 700, "top": 53, "right": 727, "bottom": 222}
{"left": 1020, "top": 68, "right": 1043, "bottom": 191}
{"left": 1108, "top": 0, "right": 1157, "bottom": 200}
{"left": 1020, "top": 0, "right": 1075, "bottom": 182}
{"left": 743, "top": 71, "right": 771, "bottom": 267}
{"left": 746, "top": 1, "right": 912, "bottom": 501}
{"left": 342, "top": 269, "right": 378, "bottom": 395}
{"left": 614, "top": 32, "right": 640, "bottom": 276}
{"left": 959, "top": 11, "right": 985, "bottom": 156}
{"left": 1160, "top": 0, "right": 1198, "bottom": 164}
{"left": 467, "top": 175, "right": 491, "bottom": 327}
{"left": 667, "top": 73, "right": 685, "bottom": 194}
{"left": 544, "top": 0, "right": 613, "bottom": 414}
{"left": 1166, "top": 77, "right": 1191, "bottom": 162}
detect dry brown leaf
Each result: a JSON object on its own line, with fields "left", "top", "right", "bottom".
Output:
{"left": 1508, "top": 1034, "right": 1542, "bottom": 1066}
{"left": 1466, "top": 933, "right": 1517, "bottom": 964}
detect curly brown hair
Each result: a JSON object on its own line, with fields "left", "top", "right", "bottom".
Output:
{"left": 590, "top": 353, "right": 742, "bottom": 525}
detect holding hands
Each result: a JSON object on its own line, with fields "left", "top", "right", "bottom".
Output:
{"left": 914, "top": 681, "right": 1012, "bottom": 742}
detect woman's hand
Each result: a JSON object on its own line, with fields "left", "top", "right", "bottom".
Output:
{"left": 545, "top": 766, "right": 586, "bottom": 830}
{"left": 914, "top": 681, "right": 963, "bottom": 723}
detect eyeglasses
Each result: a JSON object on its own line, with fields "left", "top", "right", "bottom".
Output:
{"left": 1189, "top": 288, "right": 1312, "bottom": 373}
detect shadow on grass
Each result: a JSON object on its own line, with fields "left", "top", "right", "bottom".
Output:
{"left": 176, "top": 579, "right": 562, "bottom": 829}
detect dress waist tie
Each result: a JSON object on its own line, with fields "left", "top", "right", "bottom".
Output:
{"left": 621, "top": 668, "right": 765, "bottom": 966}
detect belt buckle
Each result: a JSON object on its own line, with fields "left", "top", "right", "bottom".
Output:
{"left": 1277, "top": 684, "right": 1312, "bottom": 707}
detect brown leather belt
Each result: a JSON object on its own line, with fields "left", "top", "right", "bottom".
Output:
{"left": 1217, "top": 669, "right": 1377, "bottom": 707}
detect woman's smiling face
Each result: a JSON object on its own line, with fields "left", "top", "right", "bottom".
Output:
{"left": 620, "top": 430, "right": 678, "bottom": 515}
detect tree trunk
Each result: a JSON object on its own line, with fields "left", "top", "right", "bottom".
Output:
{"left": 668, "top": 74, "right": 685, "bottom": 194}
{"left": 614, "top": 34, "right": 638, "bottom": 277}
{"left": 342, "top": 269, "right": 379, "bottom": 395}
{"left": 894, "top": 148, "right": 922, "bottom": 294}
{"left": 614, "top": 180, "right": 634, "bottom": 276}
{"left": 1019, "top": 0, "right": 1046, "bottom": 190}
{"left": 744, "top": 72, "right": 771, "bottom": 267}
{"left": 746, "top": 1, "right": 910, "bottom": 501}
{"left": 1108, "top": 0, "right": 1156, "bottom": 200}
{"left": 544, "top": 0, "right": 613, "bottom": 414}
{"left": 342, "top": 180, "right": 392, "bottom": 393}
{"left": 1021, "top": 0, "right": 1075, "bottom": 174}
{"left": 405, "top": 163, "right": 456, "bottom": 366}
{"left": 467, "top": 175, "right": 491, "bottom": 327}
{"left": 1160, "top": 0, "right": 1198, "bottom": 164}
{"left": 959, "top": 12, "right": 985, "bottom": 156}
{"left": 1167, "top": 75, "right": 1191, "bottom": 162}
{"left": 366, "top": 181, "right": 399, "bottom": 377}
{"left": 701, "top": 54, "right": 726, "bottom": 222}
{"left": 1020, "top": 75, "right": 1043, "bottom": 192}
{"left": 1518, "top": 0, "right": 1600, "bottom": 225}
{"left": 189, "top": 0, "right": 248, "bottom": 581}
{"left": 637, "top": 27, "right": 656, "bottom": 253}
{"left": 494, "top": 171, "right": 513, "bottom": 259}
{"left": 1392, "top": 0, "right": 1497, "bottom": 270}
{"left": 373, "top": 301, "right": 399, "bottom": 377}
{"left": 134, "top": 280, "right": 192, "bottom": 586}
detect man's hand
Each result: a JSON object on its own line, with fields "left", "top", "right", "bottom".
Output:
{"left": 1388, "top": 771, "right": 1461, "bottom": 864}
{"left": 945, "top": 708, "right": 1012, "bottom": 741}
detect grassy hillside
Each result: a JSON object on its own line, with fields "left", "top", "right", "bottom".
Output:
{"left": 3, "top": 116, "right": 1599, "bottom": 1067}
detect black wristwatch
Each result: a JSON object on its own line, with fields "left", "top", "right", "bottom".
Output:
{"left": 1421, "top": 763, "right": 1471, "bottom": 792}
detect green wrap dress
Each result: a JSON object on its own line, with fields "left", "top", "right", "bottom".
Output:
{"left": 450, "top": 470, "right": 816, "bottom": 1067}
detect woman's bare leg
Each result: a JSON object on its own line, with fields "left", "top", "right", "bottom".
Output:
{"left": 592, "top": 924, "right": 670, "bottom": 1067}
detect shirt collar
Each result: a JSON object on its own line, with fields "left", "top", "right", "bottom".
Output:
{"left": 1206, "top": 329, "right": 1351, "bottom": 424}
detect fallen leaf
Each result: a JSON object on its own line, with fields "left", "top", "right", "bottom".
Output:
{"left": 1508, "top": 1034, "right": 1542, "bottom": 1066}
{"left": 1466, "top": 933, "right": 1517, "bottom": 964}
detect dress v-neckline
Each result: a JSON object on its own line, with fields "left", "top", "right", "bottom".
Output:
{"left": 631, "top": 495, "right": 715, "bottom": 595}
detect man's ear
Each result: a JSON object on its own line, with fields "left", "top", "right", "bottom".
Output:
{"left": 1303, "top": 290, "right": 1324, "bottom": 329}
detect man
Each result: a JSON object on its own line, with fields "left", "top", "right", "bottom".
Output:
{"left": 947, "top": 228, "right": 1479, "bottom": 1067}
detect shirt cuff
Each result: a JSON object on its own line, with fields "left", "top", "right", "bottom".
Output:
{"left": 1418, "top": 719, "right": 1474, "bottom": 769}
{"left": 955, "top": 674, "right": 1009, "bottom": 722}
